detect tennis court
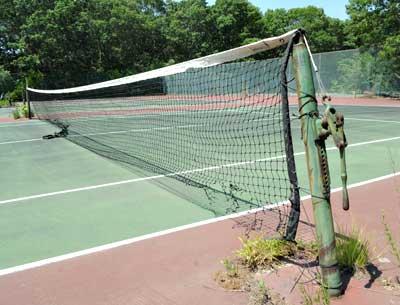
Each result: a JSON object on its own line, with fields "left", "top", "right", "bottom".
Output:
{"left": 0, "top": 98, "right": 399, "bottom": 273}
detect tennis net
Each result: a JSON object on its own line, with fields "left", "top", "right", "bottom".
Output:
{"left": 28, "top": 29, "right": 301, "bottom": 239}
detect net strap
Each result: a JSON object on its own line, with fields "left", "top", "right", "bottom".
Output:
{"left": 281, "top": 33, "right": 301, "bottom": 240}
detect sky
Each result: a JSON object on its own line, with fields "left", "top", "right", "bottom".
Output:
{"left": 207, "top": 0, "right": 349, "bottom": 19}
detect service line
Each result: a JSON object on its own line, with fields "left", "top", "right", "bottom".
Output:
{"left": 1, "top": 135, "right": 400, "bottom": 206}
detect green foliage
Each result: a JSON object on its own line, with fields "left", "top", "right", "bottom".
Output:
{"left": 345, "top": 0, "right": 400, "bottom": 96}
{"left": 12, "top": 109, "right": 20, "bottom": 119}
{"left": 163, "top": 0, "right": 213, "bottom": 62}
{"left": 21, "top": 103, "right": 29, "bottom": 118}
{"left": 211, "top": 0, "right": 264, "bottom": 51}
{"left": 0, "top": 98, "right": 11, "bottom": 107}
{"left": 379, "top": 35, "right": 400, "bottom": 95}
{"left": 331, "top": 50, "right": 399, "bottom": 96}
{"left": 6, "top": 80, "right": 27, "bottom": 104}
{"left": 331, "top": 51, "right": 373, "bottom": 94}
{"left": 380, "top": 34, "right": 400, "bottom": 71}
{"left": 335, "top": 229, "right": 369, "bottom": 272}
{"left": 296, "top": 239, "right": 319, "bottom": 257}
{"left": 382, "top": 211, "right": 400, "bottom": 267}
{"left": 0, "top": 68, "right": 14, "bottom": 96}
{"left": 346, "top": 0, "right": 400, "bottom": 50}
{"left": 12, "top": 103, "right": 30, "bottom": 119}
{"left": 299, "top": 284, "right": 330, "bottom": 305}
{"left": 237, "top": 237, "right": 294, "bottom": 269}
{"left": 263, "top": 6, "right": 347, "bottom": 52}
{"left": 214, "top": 257, "right": 250, "bottom": 291}
{"left": 18, "top": 0, "right": 166, "bottom": 88}
{"left": 221, "top": 258, "right": 239, "bottom": 278}
{"left": 247, "top": 279, "right": 268, "bottom": 305}
{"left": 1, "top": 0, "right": 398, "bottom": 97}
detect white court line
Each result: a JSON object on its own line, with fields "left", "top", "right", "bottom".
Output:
{"left": 0, "top": 171, "right": 399, "bottom": 277}
{"left": 1, "top": 135, "right": 400, "bottom": 206}
{"left": 0, "top": 138, "right": 43, "bottom": 145}
{"left": 0, "top": 121, "right": 47, "bottom": 127}
{"left": 0, "top": 155, "right": 283, "bottom": 206}
{"left": 346, "top": 117, "right": 400, "bottom": 124}
{"left": 0, "top": 117, "right": 281, "bottom": 145}
{"left": 0, "top": 124, "right": 206, "bottom": 145}
{"left": 342, "top": 136, "right": 400, "bottom": 148}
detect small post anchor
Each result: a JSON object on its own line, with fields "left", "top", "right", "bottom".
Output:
{"left": 318, "top": 98, "right": 349, "bottom": 210}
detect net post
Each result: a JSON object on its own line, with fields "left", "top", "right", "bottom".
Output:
{"left": 25, "top": 79, "right": 32, "bottom": 119}
{"left": 292, "top": 33, "right": 342, "bottom": 296}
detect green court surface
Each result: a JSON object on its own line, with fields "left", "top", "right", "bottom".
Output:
{"left": 0, "top": 108, "right": 13, "bottom": 118}
{"left": 0, "top": 104, "right": 400, "bottom": 270}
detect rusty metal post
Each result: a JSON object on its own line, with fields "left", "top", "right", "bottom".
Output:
{"left": 292, "top": 34, "right": 342, "bottom": 296}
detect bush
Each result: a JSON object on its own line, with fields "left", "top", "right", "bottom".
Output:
{"left": 12, "top": 103, "right": 30, "bottom": 119}
{"left": 0, "top": 68, "right": 15, "bottom": 97}
{"left": 20, "top": 104, "right": 29, "bottom": 118}
{"left": 0, "top": 98, "right": 11, "bottom": 107}
{"left": 12, "top": 109, "right": 21, "bottom": 119}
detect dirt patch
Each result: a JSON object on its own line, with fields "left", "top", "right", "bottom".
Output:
{"left": 214, "top": 239, "right": 319, "bottom": 304}
{"left": 248, "top": 276, "right": 288, "bottom": 305}
{"left": 380, "top": 276, "right": 400, "bottom": 292}
{"left": 214, "top": 259, "right": 251, "bottom": 291}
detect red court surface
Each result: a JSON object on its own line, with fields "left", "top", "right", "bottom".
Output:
{"left": 0, "top": 173, "right": 399, "bottom": 305}
{"left": 288, "top": 96, "right": 400, "bottom": 107}
{"left": 0, "top": 117, "right": 30, "bottom": 123}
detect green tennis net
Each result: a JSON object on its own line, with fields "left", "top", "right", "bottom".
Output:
{"left": 28, "top": 30, "right": 301, "bottom": 239}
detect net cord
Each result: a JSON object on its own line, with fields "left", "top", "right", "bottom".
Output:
{"left": 27, "top": 29, "right": 299, "bottom": 94}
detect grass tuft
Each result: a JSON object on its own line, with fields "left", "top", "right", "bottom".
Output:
{"left": 237, "top": 236, "right": 294, "bottom": 269}
{"left": 221, "top": 258, "right": 239, "bottom": 278}
{"left": 248, "top": 279, "right": 269, "bottom": 305}
{"left": 335, "top": 228, "right": 369, "bottom": 272}
{"left": 214, "top": 258, "right": 250, "bottom": 290}
{"left": 247, "top": 278, "right": 287, "bottom": 305}
{"left": 382, "top": 211, "right": 400, "bottom": 267}
{"left": 296, "top": 239, "right": 319, "bottom": 259}
{"left": 299, "top": 284, "right": 330, "bottom": 305}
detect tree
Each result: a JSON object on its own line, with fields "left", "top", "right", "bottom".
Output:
{"left": 263, "top": 6, "right": 347, "bottom": 52}
{"left": 163, "top": 0, "right": 213, "bottom": 63}
{"left": 0, "top": 68, "right": 14, "bottom": 97}
{"left": 210, "top": 0, "right": 264, "bottom": 51}
{"left": 11, "top": 0, "right": 166, "bottom": 89}
{"left": 346, "top": 0, "right": 400, "bottom": 49}
{"left": 4, "top": 0, "right": 396, "bottom": 98}
{"left": 346, "top": 0, "right": 400, "bottom": 95}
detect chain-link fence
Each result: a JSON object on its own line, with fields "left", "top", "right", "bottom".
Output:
{"left": 310, "top": 49, "right": 399, "bottom": 97}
